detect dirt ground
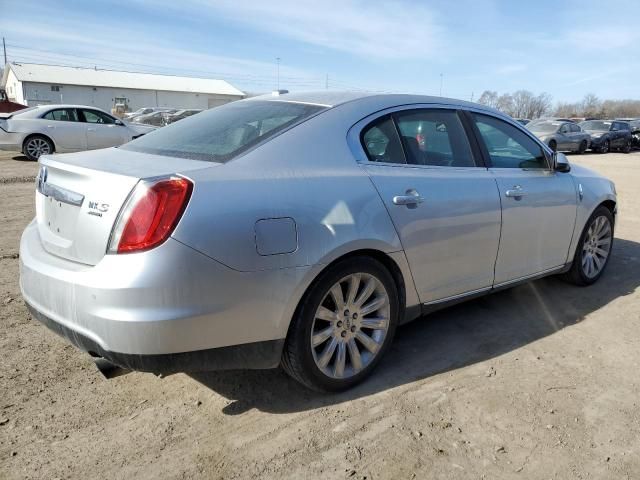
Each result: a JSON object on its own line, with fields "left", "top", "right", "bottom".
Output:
{"left": 1, "top": 149, "right": 639, "bottom": 480}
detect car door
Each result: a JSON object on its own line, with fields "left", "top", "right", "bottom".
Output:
{"left": 40, "top": 108, "right": 87, "bottom": 151}
{"left": 558, "top": 123, "right": 572, "bottom": 150}
{"left": 611, "top": 122, "right": 628, "bottom": 148}
{"left": 79, "top": 109, "right": 129, "bottom": 149}
{"left": 469, "top": 112, "right": 577, "bottom": 285}
{"left": 355, "top": 107, "right": 502, "bottom": 304}
{"left": 570, "top": 123, "right": 584, "bottom": 149}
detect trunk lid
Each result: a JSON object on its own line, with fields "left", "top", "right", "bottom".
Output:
{"left": 36, "top": 148, "right": 216, "bottom": 265}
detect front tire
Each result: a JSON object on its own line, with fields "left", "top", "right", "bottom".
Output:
{"left": 598, "top": 140, "right": 610, "bottom": 154}
{"left": 281, "top": 257, "right": 399, "bottom": 392}
{"left": 23, "top": 135, "right": 54, "bottom": 161}
{"left": 562, "top": 206, "right": 614, "bottom": 286}
{"left": 622, "top": 139, "right": 632, "bottom": 154}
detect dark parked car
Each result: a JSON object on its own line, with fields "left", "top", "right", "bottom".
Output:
{"left": 617, "top": 119, "right": 640, "bottom": 149}
{"left": 579, "top": 120, "right": 632, "bottom": 153}
{"left": 528, "top": 120, "right": 591, "bottom": 153}
{"left": 515, "top": 118, "right": 530, "bottom": 126}
{"left": 162, "top": 109, "right": 202, "bottom": 125}
{"left": 133, "top": 109, "right": 178, "bottom": 126}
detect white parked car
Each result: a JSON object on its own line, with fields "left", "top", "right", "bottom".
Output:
{"left": 0, "top": 105, "right": 155, "bottom": 160}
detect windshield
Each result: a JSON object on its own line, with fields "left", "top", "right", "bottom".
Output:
{"left": 580, "top": 120, "right": 612, "bottom": 131}
{"left": 121, "top": 100, "right": 326, "bottom": 162}
{"left": 529, "top": 122, "right": 560, "bottom": 134}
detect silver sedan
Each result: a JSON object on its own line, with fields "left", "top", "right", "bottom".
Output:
{"left": 0, "top": 104, "right": 155, "bottom": 160}
{"left": 19, "top": 92, "right": 617, "bottom": 391}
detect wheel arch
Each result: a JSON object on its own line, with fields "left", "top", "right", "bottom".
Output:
{"left": 284, "top": 248, "right": 418, "bottom": 344}
{"left": 22, "top": 133, "right": 56, "bottom": 153}
{"left": 598, "top": 199, "right": 617, "bottom": 220}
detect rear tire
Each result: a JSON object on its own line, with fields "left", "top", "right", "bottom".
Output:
{"left": 578, "top": 140, "right": 587, "bottom": 154}
{"left": 23, "top": 135, "right": 54, "bottom": 161}
{"left": 561, "top": 206, "right": 614, "bottom": 286}
{"left": 281, "top": 256, "right": 399, "bottom": 392}
{"left": 622, "top": 139, "right": 632, "bottom": 153}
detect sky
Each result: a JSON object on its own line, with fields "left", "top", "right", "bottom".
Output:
{"left": 1, "top": 0, "right": 637, "bottom": 103}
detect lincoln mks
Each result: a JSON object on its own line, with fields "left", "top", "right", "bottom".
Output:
{"left": 20, "top": 92, "right": 616, "bottom": 391}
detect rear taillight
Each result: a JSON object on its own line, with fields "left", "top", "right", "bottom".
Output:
{"left": 108, "top": 176, "right": 192, "bottom": 254}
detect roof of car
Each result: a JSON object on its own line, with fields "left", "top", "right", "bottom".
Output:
{"left": 248, "top": 90, "right": 494, "bottom": 111}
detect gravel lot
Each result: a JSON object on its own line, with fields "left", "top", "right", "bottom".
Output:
{"left": 1, "top": 149, "right": 639, "bottom": 479}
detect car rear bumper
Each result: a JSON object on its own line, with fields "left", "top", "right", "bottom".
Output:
{"left": 0, "top": 131, "right": 23, "bottom": 151}
{"left": 25, "top": 302, "right": 284, "bottom": 373}
{"left": 19, "top": 219, "right": 307, "bottom": 371}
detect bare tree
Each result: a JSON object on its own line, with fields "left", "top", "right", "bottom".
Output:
{"left": 478, "top": 90, "right": 499, "bottom": 108}
{"left": 555, "top": 102, "right": 579, "bottom": 117}
{"left": 581, "top": 93, "right": 601, "bottom": 118}
{"left": 529, "top": 92, "right": 553, "bottom": 119}
{"left": 497, "top": 94, "right": 514, "bottom": 116}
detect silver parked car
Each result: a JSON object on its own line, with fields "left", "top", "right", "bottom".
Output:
{"left": 20, "top": 92, "right": 617, "bottom": 391}
{"left": 0, "top": 105, "right": 155, "bottom": 160}
{"left": 528, "top": 120, "right": 591, "bottom": 153}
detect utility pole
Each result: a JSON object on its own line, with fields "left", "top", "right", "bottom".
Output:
{"left": 470, "top": 91, "right": 474, "bottom": 102}
{"left": 276, "top": 57, "right": 281, "bottom": 91}
{"left": 439, "top": 73, "right": 443, "bottom": 97}
{"left": 3, "top": 37, "right": 7, "bottom": 65}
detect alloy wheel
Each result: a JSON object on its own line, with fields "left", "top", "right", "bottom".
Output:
{"left": 310, "top": 273, "right": 390, "bottom": 379}
{"left": 581, "top": 215, "right": 612, "bottom": 278}
{"left": 26, "top": 138, "right": 51, "bottom": 159}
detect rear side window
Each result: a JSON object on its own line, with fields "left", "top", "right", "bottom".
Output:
{"left": 473, "top": 113, "right": 547, "bottom": 169}
{"left": 122, "top": 100, "right": 326, "bottom": 162}
{"left": 361, "top": 116, "right": 405, "bottom": 164}
{"left": 395, "top": 109, "right": 475, "bottom": 167}
{"left": 42, "top": 108, "right": 78, "bottom": 122}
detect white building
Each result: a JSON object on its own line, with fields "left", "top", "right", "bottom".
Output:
{"left": 1, "top": 63, "right": 245, "bottom": 112}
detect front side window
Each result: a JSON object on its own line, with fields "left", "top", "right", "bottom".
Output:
{"left": 361, "top": 116, "right": 405, "bottom": 164}
{"left": 394, "top": 109, "right": 476, "bottom": 167}
{"left": 570, "top": 123, "right": 581, "bottom": 133}
{"left": 122, "top": 100, "right": 325, "bottom": 163}
{"left": 559, "top": 123, "right": 571, "bottom": 134}
{"left": 473, "top": 113, "right": 547, "bottom": 169}
{"left": 81, "top": 109, "right": 116, "bottom": 124}
{"left": 42, "top": 108, "right": 78, "bottom": 122}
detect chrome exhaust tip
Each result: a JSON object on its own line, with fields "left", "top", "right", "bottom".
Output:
{"left": 94, "top": 358, "right": 129, "bottom": 379}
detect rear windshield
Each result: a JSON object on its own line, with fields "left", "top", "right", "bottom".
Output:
{"left": 121, "top": 100, "right": 326, "bottom": 162}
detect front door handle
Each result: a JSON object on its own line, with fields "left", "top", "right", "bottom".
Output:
{"left": 505, "top": 186, "right": 527, "bottom": 198}
{"left": 393, "top": 189, "right": 424, "bottom": 207}
{"left": 87, "top": 127, "right": 96, "bottom": 132}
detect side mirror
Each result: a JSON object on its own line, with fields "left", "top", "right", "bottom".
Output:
{"left": 115, "top": 119, "right": 124, "bottom": 126}
{"left": 553, "top": 151, "right": 571, "bottom": 173}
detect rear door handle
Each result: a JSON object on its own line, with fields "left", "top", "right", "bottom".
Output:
{"left": 393, "top": 189, "right": 424, "bottom": 206}
{"left": 87, "top": 127, "right": 96, "bottom": 132}
{"left": 505, "top": 186, "right": 527, "bottom": 198}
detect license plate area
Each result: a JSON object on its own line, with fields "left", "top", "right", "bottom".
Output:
{"left": 43, "top": 196, "right": 80, "bottom": 241}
